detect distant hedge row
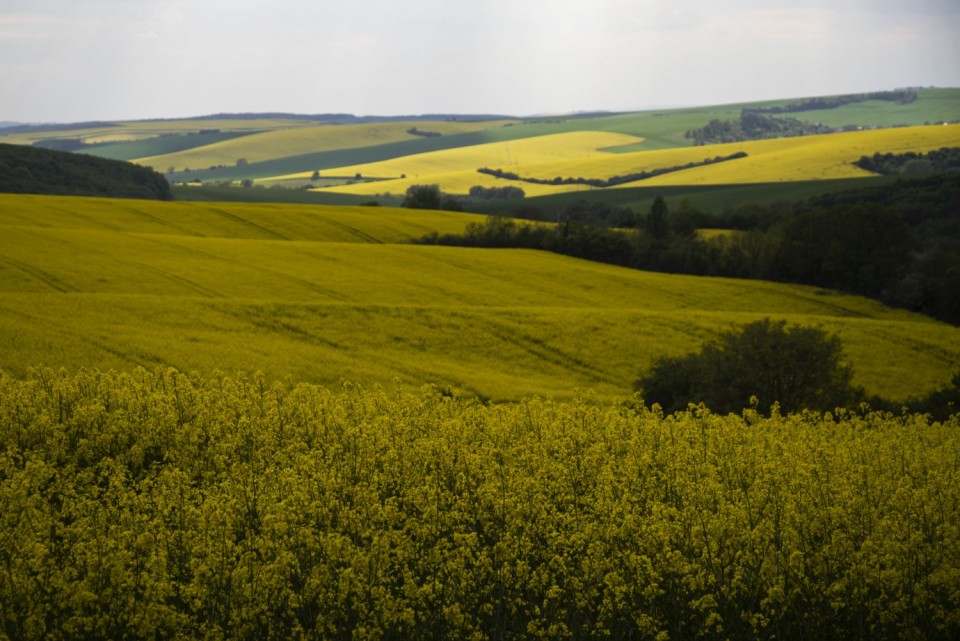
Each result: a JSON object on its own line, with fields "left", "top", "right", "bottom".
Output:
{"left": 477, "top": 152, "right": 748, "bottom": 188}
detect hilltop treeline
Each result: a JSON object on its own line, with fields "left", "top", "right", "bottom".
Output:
{"left": 855, "top": 146, "right": 960, "bottom": 175}
{"left": 0, "top": 368, "right": 957, "bottom": 640}
{"left": 745, "top": 89, "right": 918, "bottom": 114}
{"left": 685, "top": 90, "right": 921, "bottom": 145}
{"left": 420, "top": 172, "right": 960, "bottom": 325}
{"left": 477, "top": 152, "right": 748, "bottom": 187}
{"left": 0, "top": 143, "right": 171, "bottom": 200}
{"left": 684, "top": 112, "right": 835, "bottom": 145}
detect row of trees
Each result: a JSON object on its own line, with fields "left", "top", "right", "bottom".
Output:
{"left": 417, "top": 196, "right": 914, "bottom": 304}
{"left": 477, "top": 153, "right": 748, "bottom": 188}
{"left": 684, "top": 112, "right": 834, "bottom": 145}
{"left": 744, "top": 89, "right": 919, "bottom": 114}
{"left": 468, "top": 185, "right": 526, "bottom": 200}
{"left": 855, "top": 146, "right": 960, "bottom": 175}
{"left": 454, "top": 172, "right": 960, "bottom": 325}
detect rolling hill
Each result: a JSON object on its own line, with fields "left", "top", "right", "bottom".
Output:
{"left": 2, "top": 88, "right": 957, "bottom": 194}
{"left": 1, "top": 193, "right": 957, "bottom": 403}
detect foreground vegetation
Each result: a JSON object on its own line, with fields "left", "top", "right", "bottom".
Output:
{"left": 0, "top": 368, "right": 957, "bottom": 640}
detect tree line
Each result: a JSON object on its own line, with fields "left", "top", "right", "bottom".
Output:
{"left": 744, "top": 89, "right": 919, "bottom": 115}
{"left": 477, "top": 152, "right": 748, "bottom": 187}
{"left": 415, "top": 171, "right": 960, "bottom": 326}
{"left": 855, "top": 146, "right": 960, "bottom": 175}
{"left": 0, "top": 143, "right": 171, "bottom": 200}
{"left": 684, "top": 111, "right": 836, "bottom": 145}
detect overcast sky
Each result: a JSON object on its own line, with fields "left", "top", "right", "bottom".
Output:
{"left": 1, "top": 0, "right": 958, "bottom": 122}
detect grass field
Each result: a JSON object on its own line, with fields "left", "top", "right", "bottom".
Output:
{"left": 83, "top": 130, "right": 259, "bottom": 161}
{"left": 1, "top": 194, "right": 957, "bottom": 403}
{"left": 135, "top": 120, "right": 516, "bottom": 172}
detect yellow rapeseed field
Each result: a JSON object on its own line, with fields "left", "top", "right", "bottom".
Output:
{"left": 632, "top": 124, "right": 960, "bottom": 185}
{"left": 296, "top": 131, "right": 644, "bottom": 195}
{"left": 315, "top": 124, "right": 960, "bottom": 196}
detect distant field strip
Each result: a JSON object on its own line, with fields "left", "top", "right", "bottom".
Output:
{"left": 628, "top": 124, "right": 960, "bottom": 185}
{"left": 307, "top": 131, "right": 644, "bottom": 178}
{"left": 1, "top": 194, "right": 957, "bottom": 402}
{"left": 317, "top": 124, "right": 960, "bottom": 196}
{"left": 135, "top": 120, "right": 516, "bottom": 171}
{"left": 305, "top": 130, "right": 644, "bottom": 196}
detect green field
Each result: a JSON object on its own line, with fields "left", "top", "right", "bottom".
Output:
{"left": 83, "top": 130, "right": 260, "bottom": 161}
{"left": 1, "top": 194, "right": 957, "bottom": 403}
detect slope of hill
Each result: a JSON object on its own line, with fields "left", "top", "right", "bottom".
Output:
{"left": 1, "top": 194, "right": 956, "bottom": 403}
{"left": 133, "top": 120, "right": 517, "bottom": 172}
{"left": 0, "top": 143, "right": 171, "bottom": 200}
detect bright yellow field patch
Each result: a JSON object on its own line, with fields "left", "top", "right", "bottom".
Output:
{"left": 305, "top": 130, "right": 642, "bottom": 195}
{"left": 311, "top": 169, "right": 592, "bottom": 198}
{"left": 628, "top": 124, "right": 960, "bottom": 186}
{"left": 135, "top": 120, "right": 516, "bottom": 171}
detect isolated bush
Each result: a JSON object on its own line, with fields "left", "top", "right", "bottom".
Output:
{"left": 402, "top": 184, "right": 442, "bottom": 209}
{"left": 637, "top": 318, "right": 862, "bottom": 413}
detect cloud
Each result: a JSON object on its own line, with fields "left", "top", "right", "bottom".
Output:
{"left": 1, "top": 0, "right": 958, "bottom": 121}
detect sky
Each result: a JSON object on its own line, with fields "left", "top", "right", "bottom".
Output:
{"left": 1, "top": 0, "right": 958, "bottom": 123}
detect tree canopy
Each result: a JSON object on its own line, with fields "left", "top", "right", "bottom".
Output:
{"left": 636, "top": 319, "right": 862, "bottom": 414}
